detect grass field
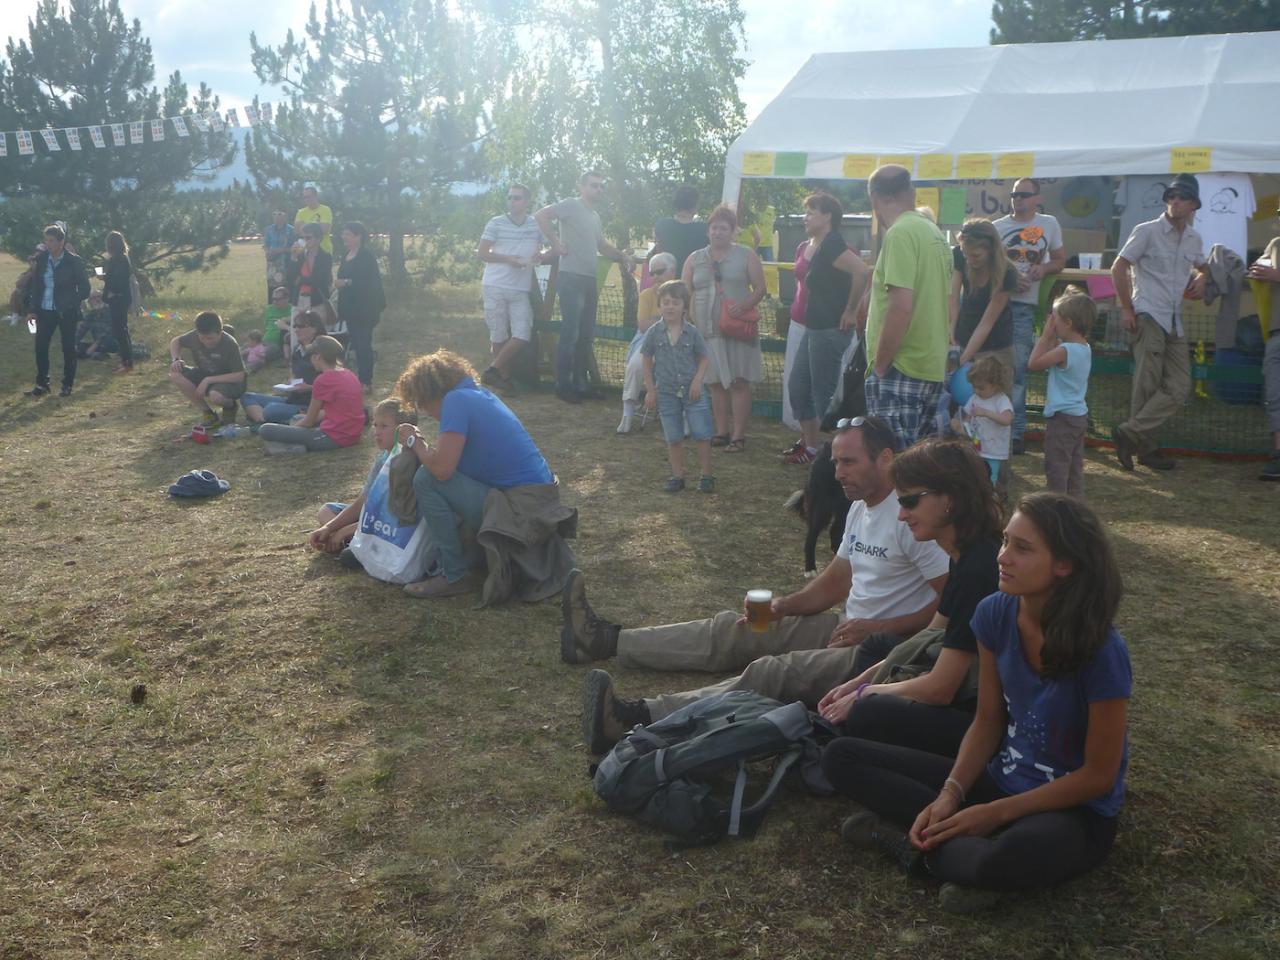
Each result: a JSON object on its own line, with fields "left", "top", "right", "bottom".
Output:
{"left": 0, "top": 244, "right": 1277, "bottom": 959}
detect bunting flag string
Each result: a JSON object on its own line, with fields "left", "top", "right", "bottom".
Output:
{"left": 0, "top": 103, "right": 276, "bottom": 159}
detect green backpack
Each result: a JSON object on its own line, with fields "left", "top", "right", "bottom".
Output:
{"left": 590, "top": 691, "right": 833, "bottom": 848}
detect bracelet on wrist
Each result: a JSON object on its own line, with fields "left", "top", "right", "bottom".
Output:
{"left": 853, "top": 682, "right": 870, "bottom": 701}
{"left": 942, "top": 776, "right": 966, "bottom": 803}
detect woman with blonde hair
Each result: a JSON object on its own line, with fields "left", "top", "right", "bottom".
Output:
{"left": 949, "top": 219, "right": 1019, "bottom": 374}
{"left": 393, "top": 349, "right": 553, "bottom": 598}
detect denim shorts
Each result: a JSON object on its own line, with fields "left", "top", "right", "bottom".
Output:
{"left": 657, "top": 390, "right": 714, "bottom": 444}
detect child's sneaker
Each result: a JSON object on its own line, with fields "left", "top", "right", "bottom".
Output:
{"left": 697, "top": 475, "right": 716, "bottom": 493}
{"left": 663, "top": 476, "right": 685, "bottom": 493}
{"left": 200, "top": 409, "right": 222, "bottom": 428}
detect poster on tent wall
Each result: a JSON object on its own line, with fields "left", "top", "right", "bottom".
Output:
{"left": 1117, "top": 174, "right": 1256, "bottom": 259}
{"left": 949, "top": 178, "right": 1114, "bottom": 233}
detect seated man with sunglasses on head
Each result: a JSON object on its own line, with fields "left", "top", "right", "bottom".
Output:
{"left": 563, "top": 417, "right": 966, "bottom": 754}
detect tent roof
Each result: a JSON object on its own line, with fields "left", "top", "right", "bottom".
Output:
{"left": 723, "top": 31, "right": 1280, "bottom": 199}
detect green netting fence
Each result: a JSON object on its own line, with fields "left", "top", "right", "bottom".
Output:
{"left": 533, "top": 271, "right": 1270, "bottom": 459}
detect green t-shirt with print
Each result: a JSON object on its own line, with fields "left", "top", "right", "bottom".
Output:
{"left": 866, "top": 211, "right": 953, "bottom": 383}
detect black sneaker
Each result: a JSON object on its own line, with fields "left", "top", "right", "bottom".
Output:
{"left": 560, "top": 569, "right": 620, "bottom": 663}
{"left": 1137, "top": 450, "right": 1176, "bottom": 471}
{"left": 1113, "top": 426, "right": 1136, "bottom": 471}
{"left": 582, "top": 669, "right": 649, "bottom": 755}
{"left": 24, "top": 385, "right": 49, "bottom": 397}
{"left": 58, "top": 385, "right": 73, "bottom": 397}
{"left": 1261, "top": 454, "right": 1280, "bottom": 482}
{"left": 839, "top": 808, "right": 924, "bottom": 876}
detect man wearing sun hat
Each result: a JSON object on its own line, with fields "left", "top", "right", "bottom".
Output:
{"left": 1110, "top": 173, "right": 1210, "bottom": 471}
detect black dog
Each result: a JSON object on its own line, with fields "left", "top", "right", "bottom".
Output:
{"left": 785, "top": 441, "right": 851, "bottom": 578}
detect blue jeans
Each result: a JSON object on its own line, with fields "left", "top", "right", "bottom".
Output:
{"left": 556, "top": 272, "right": 599, "bottom": 392}
{"left": 788, "top": 327, "right": 853, "bottom": 422}
{"left": 657, "top": 389, "right": 714, "bottom": 444}
{"left": 411, "top": 465, "right": 491, "bottom": 582}
{"left": 241, "top": 391, "right": 305, "bottom": 424}
{"left": 1010, "top": 301, "right": 1036, "bottom": 441}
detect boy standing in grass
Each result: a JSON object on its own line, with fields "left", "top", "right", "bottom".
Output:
{"left": 1030, "top": 287, "right": 1095, "bottom": 497}
{"left": 167, "top": 310, "right": 247, "bottom": 426}
{"left": 642, "top": 280, "right": 715, "bottom": 493}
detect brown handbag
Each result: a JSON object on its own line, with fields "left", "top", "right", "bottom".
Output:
{"left": 713, "top": 257, "right": 759, "bottom": 341}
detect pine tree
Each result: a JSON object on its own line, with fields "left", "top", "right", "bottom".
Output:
{"left": 0, "top": 0, "right": 248, "bottom": 282}
{"left": 990, "top": 0, "right": 1280, "bottom": 44}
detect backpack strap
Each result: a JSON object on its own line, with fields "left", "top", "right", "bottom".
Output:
{"left": 728, "top": 745, "right": 804, "bottom": 838}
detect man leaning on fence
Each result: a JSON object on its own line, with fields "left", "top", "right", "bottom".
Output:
{"left": 1110, "top": 173, "right": 1210, "bottom": 472}
{"left": 535, "top": 171, "right": 635, "bottom": 405}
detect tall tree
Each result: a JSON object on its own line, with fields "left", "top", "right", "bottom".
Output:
{"left": 0, "top": 0, "right": 245, "bottom": 281}
{"left": 487, "top": 0, "right": 748, "bottom": 245}
{"left": 247, "top": 0, "right": 511, "bottom": 279}
{"left": 990, "top": 0, "right": 1280, "bottom": 43}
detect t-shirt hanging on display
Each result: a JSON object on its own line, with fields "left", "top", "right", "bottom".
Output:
{"left": 1118, "top": 174, "right": 1255, "bottom": 260}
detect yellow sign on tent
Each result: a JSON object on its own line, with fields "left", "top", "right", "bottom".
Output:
{"left": 994, "top": 152, "right": 1033, "bottom": 178}
{"left": 1170, "top": 147, "right": 1212, "bottom": 173}
{"left": 878, "top": 154, "right": 914, "bottom": 173}
{"left": 842, "top": 154, "right": 877, "bottom": 179}
{"left": 742, "top": 152, "right": 775, "bottom": 176}
{"left": 918, "top": 154, "right": 954, "bottom": 179}
{"left": 958, "top": 153, "right": 995, "bottom": 179}
{"left": 915, "top": 187, "right": 940, "bottom": 220}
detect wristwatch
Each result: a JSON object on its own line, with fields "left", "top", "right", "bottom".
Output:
{"left": 405, "top": 434, "right": 417, "bottom": 448}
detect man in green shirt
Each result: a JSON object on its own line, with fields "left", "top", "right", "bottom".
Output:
{"left": 864, "top": 164, "right": 953, "bottom": 449}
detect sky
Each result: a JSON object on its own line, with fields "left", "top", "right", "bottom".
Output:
{"left": 0, "top": 0, "right": 996, "bottom": 124}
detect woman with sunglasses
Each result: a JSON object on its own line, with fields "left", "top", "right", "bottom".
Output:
{"left": 681, "top": 204, "right": 766, "bottom": 453}
{"left": 822, "top": 492, "right": 1130, "bottom": 914}
{"left": 818, "top": 439, "right": 1002, "bottom": 758}
{"left": 618, "top": 251, "right": 675, "bottom": 434}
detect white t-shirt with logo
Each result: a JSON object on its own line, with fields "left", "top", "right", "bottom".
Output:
{"left": 993, "top": 213, "right": 1064, "bottom": 306}
{"left": 835, "top": 493, "right": 950, "bottom": 622}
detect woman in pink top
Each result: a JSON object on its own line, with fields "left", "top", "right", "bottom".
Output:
{"left": 781, "top": 238, "right": 813, "bottom": 451}
{"left": 259, "top": 336, "right": 366, "bottom": 452}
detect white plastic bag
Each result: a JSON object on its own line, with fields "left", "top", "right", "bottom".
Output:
{"left": 348, "top": 447, "right": 438, "bottom": 584}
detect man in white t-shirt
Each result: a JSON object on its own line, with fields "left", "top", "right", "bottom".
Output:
{"left": 993, "top": 179, "right": 1066, "bottom": 453}
{"left": 476, "top": 184, "right": 547, "bottom": 394}
{"left": 560, "top": 418, "right": 951, "bottom": 753}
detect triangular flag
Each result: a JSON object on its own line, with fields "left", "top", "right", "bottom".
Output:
{"left": 66, "top": 128, "right": 82, "bottom": 151}
{"left": 0, "top": 132, "right": 7, "bottom": 158}
{"left": 88, "top": 125, "right": 106, "bottom": 148}
{"left": 40, "top": 128, "right": 61, "bottom": 151}
{"left": 129, "top": 121, "right": 144, "bottom": 144}
{"left": 244, "top": 104, "right": 258, "bottom": 125}
{"left": 150, "top": 118, "right": 165, "bottom": 141}
{"left": 226, "top": 108, "right": 240, "bottom": 128}
{"left": 172, "top": 116, "right": 189, "bottom": 137}
{"left": 110, "top": 123, "right": 125, "bottom": 146}
{"left": 190, "top": 113, "right": 208, "bottom": 133}
{"left": 261, "top": 102, "right": 273, "bottom": 123}
{"left": 17, "top": 130, "right": 34, "bottom": 155}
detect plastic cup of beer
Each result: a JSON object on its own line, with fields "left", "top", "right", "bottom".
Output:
{"left": 746, "top": 589, "right": 775, "bottom": 633}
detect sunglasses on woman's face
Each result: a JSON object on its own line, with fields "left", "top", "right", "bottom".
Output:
{"left": 896, "top": 490, "right": 937, "bottom": 510}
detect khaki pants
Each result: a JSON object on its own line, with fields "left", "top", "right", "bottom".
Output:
{"left": 1120, "top": 313, "right": 1189, "bottom": 455}
{"left": 617, "top": 610, "right": 867, "bottom": 721}
{"left": 1044, "top": 412, "right": 1087, "bottom": 497}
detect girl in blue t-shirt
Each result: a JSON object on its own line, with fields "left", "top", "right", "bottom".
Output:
{"left": 1029, "top": 286, "right": 1095, "bottom": 497}
{"left": 821, "top": 492, "right": 1131, "bottom": 913}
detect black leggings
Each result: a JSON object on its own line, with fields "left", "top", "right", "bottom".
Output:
{"left": 109, "top": 298, "right": 133, "bottom": 366}
{"left": 843, "top": 692, "right": 974, "bottom": 759}
{"left": 821, "top": 737, "right": 1117, "bottom": 891}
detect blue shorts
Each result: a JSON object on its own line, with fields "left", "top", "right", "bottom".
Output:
{"left": 657, "top": 390, "right": 714, "bottom": 444}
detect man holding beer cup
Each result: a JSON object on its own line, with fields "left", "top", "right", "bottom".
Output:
{"left": 563, "top": 417, "right": 951, "bottom": 754}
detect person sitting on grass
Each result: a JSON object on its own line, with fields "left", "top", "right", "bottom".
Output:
{"left": 167, "top": 310, "right": 247, "bottom": 427}
{"left": 241, "top": 329, "right": 269, "bottom": 372}
{"left": 240, "top": 309, "right": 326, "bottom": 426}
{"left": 309, "top": 396, "right": 418, "bottom": 569}
{"left": 258, "top": 335, "right": 365, "bottom": 453}
{"left": 641, "top": 279, "right": 715, "bottom": 493}
{"left": 820, "top": 492, "right": 1130, "bottom": 915}
{"left": 393, "top": 348, "right": 555, "bottom": 599}
{"left": 262, "top": 285, "right": 292, "bottom": 362}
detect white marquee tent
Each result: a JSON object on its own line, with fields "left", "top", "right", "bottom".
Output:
{"left": 722, "top": 31, "right": 1280, "bottom": 202}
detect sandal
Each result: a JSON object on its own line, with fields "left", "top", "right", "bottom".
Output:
{"left": 710, "top": 434, "right": 730, "bottom": 447}
{"left": 723, "top": 438, "right": 746, "bottom": 453}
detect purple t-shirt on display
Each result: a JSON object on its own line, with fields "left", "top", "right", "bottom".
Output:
{"left": 971, "top": 592, "right": 1132, "bottom": 817}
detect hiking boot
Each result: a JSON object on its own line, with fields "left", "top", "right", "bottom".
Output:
{"left": 1137, "top": 450, "right": 1176, "bottom": 471}
{"left": 663, "top": 476, "right": 686, "bottom": 493}
{"left": 839, "top": 808, "right": 924, "bottom": 876}
{"left": 480, "top": 365, "right": 503, "bottom": 388}
{"left": 783, "top": 445, "right": 817, "bottom": 465}
{"left": 560, "top": 569, "right": 620, "bottom": 664}
{"left": 403, "top": 569, "right": 484, "bottom": 599}
{"left": 201, "top": 409, "right": 222, "bottom": 428}
{"left": 697, "top": 475, "right": 716, "bottom": 494}
{"left": 582, "top": 669, "right": 649, "bottom": 755}
{"left": 938, "top": 882, "right": 1001, "bottom": 914}
{"left": 1261, "top": 454, "right": 1280, "bottom": 482}
{"left": 1113, "top": 427, "right": 1135, "bottom": 471}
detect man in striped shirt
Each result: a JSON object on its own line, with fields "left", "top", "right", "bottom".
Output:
{"left": 476, "top": 184, "right": 547, "bottom": 394}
